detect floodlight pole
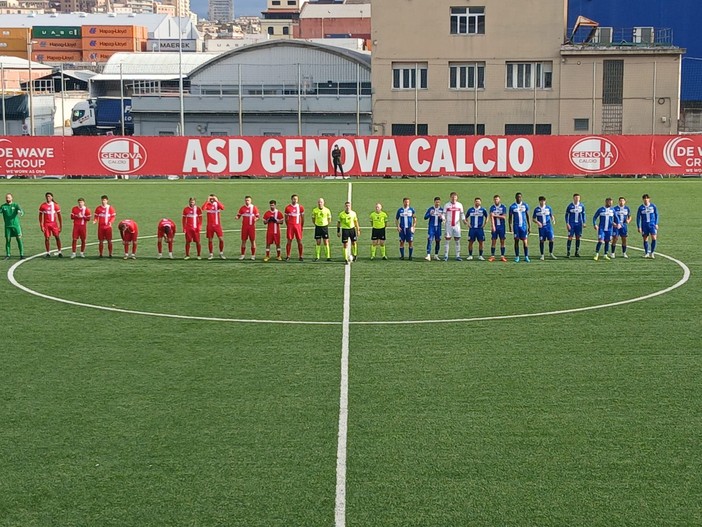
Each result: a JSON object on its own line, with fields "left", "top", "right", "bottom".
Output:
{"left": 178, "top": 12, "right": 185, "bottom": 136}
{"left": 60, "top": 66, "right": 66, "bottom": 137}
{"left": 27, "top": 39, "right": 34, "bottom": 136}
{"left": 1, "top": 63, "right": 6, "bottom": 135}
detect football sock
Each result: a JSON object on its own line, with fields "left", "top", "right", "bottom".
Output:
{"left": 158, "top": 241, "right": 163, "bottom": 253}
{"left": 5, "top": 238, "right": 10, "bottom": 256}
{"left": 352, "top": 244, "right": 357, "bottom": 257}
{"left": 251, "top": 246, "right": 256, "bottom": 256}
{"left": 434, "top": 240, "right": 440, "bottom": 254}
{"left": 17, "top": 238, "right": 23, "bottom": 256}
{"left": 168, "top": 241, "right": 173, "bottom": 252}
{"left": 491, "top": 246, "right": 496, "bottom": 256}
{"left": 408, "top": 247, "right": 413, "bottom": 258}
{"left": 514, "top": 240, "right": 519, "bottom": 257}
{"left": 107, "top": 241, "right": 113, "bottom": 256}
{"left": 371, "top": 245, "right": 376, "bottom": 258}
{"left": 643, "top": 240, "right": 649, "bottom": 253}
{"left": 524, "top": 246, "right": 529, "bottom": 258}
{"left": 208, "top": 240, "right": 214, "bottom": 253}
{"left": 426, "top": 239, "right": 432, "bottom": 254}
{"left": 381, "top": 245, "right": 386, "bottom": 257}
{"left": 219, "top": 240, "right": 224, "bottom": 252}
{"left": 604, "top": 241, "right": 610, "bottom": 254}
{"left": 298, "top": 244, "right": 303, "bottom": 258}
{"left": 539, "top": 241, "right": 545, "bottom": 255}
{"left": 549, "top": 241, "right": 554, "bottom": 254}
{"left": 400, "top": 247, "right": 405, "bottom": 258}
{"left": 286, "top": 241, "right": 292, "bottom": 258}
{"left": 316, "top": 245, "right": 321, "bottom": 258}
{"left": 567, "top": 239, "right": 572, "bottom": 252}
{"left": 651, "top": 240, "right": 657, "bottom": 253}
{"left": 575, "top": 239, "right": 581, "bottom": 251}
{"left": 479, "top": 248, "right": 484, "bottom": 256}
{"left": 454, "top": 239, "right": 460, "bottom": 257}
{"left": 325, "top": 244, "right": 331, "bottom": 259}
{"left": 44, "top": 239, "right": 50, "bottom": 252}
{"left": 595, "top": 242, "right": 602, "bottom": 253}
{"left": 622, "top": 244, "right": 627, "bottom": 254}
{"left": 72, "top": 240, "right": 77, "bottom": 252}
{"left": 501, "top": 246, "right": 505, "bottom": 256}
{"left": 266, "top": 249, "right": 271, "bottom": 257}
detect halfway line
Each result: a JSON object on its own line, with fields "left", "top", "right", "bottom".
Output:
{"left": 335, "top": 181, "right": 352, "bottom": 527}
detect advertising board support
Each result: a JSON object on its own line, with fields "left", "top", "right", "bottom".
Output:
{"left": 27, "top": 39, "right": 33, "bottom": 136}
{"left": 120, "top": 63, "right": 125, "bottom": 136}
{"left": 1, "top": 63, "right": 6, "bottom": 135}
{"left": 60, "top": 67, "right": 65, "bottom": 137}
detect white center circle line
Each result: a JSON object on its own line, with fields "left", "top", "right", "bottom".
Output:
{"left": 6, "top": 237, "right": 690, "bottom": 326}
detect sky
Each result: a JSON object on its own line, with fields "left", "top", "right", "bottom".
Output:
{"left": 190, "top": 0, "right": 267, "bottom": 18}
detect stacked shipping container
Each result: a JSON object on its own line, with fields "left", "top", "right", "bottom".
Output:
{"left": 0, "top": 25, "right": 147, "bottom": 64}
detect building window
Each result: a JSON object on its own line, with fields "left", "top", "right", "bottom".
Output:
{"left": 392, "top": 63, "right": 428, "bottom": 90}
{"left": 271, "top": 0, "right": 280, "bottom": 4}
{"left": 449, "top": 62, "right": 485, "bottom": 89}
{"left": 287, "top": 0, "right": 296, "bottom": 4}
{"left": 574, "top": 118, "right": 589, "bottom": 131}
{"left": 282, "top": 26, "right": 289, "bottom": 35}
{"left": 267, "top": 26, "right": 274, "bottom": 35}
{"left": 448, "top": 124, "right": 485, "bottom": 135}
{"left": 392, "top": 124, "right": 428, "bottom": 135}
{"left": 504, "top": 124, "right": 552, "bottom": 135}
{"left": 506, "top": 62, "right": 552, "bottom": 89}
{"left": 450, "top": 6, "right": 485, "bottom": 35}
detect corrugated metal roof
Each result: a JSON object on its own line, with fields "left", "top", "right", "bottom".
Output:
{"left": 0, "top": 56, "right": 52, "bottom": 70}
{"left": 95, "top": 52, "right": 221, "bottom": 78}
{"left": 61, "top": 69, "right": 97, "bottom": 82}
{"left": 300, "top": 3, "right": 371, "bottom": 19}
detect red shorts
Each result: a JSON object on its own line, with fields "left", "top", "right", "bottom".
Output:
{"left": 266, "top": 230, "right": 281, "bottom": 246}
{"left": 121, "top": 231, "right": 137, "bottom": 243}
{"left": 72, "top": 225, "right": 86, "bottom": 240}
{"left": 97, "top": 225, "right": 112, "bottom": 241}
{"left": 207, "top": 224, "right": 224, "bottom": 239}
{"left": 157, "top": 227, "right": 175, "bottom": 241}
{"left": 43, "top": 223, "right": 60, "bottom": 237}
{"left": 185, "top": 228, "right": 200, "bottom": 243}
{"left": 286, "top": 224, "right": 303, "bottom": 241}
{"left": 241, "top": 225, "right": 256, "bottom": 241}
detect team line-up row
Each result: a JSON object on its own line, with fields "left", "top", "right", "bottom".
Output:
{"left": 1, "top": 192, "right": 660, "bottom": 263}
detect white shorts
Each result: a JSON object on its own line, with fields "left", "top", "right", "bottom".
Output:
{"left": 445, "top": 224, "right": 462, "bottom": 239}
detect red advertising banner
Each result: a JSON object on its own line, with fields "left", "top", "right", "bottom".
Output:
{"left": 2, "top": 135, "right": 702, "bottom": 177}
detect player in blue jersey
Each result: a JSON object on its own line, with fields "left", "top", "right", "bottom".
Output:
{"left": 424, "top": 196, "right": 443, "bottom": 261}
{"left": 532, "top": 196, "right": 557, "bottom": 260}
{"left": 465, "top": 197, "right": 488, "bottom": 260}
{"left": 508, "top": 192, "right": 530, "bottom": 263}
{"left": 592, "top": 197, "right": 620, "bottom": 261}
{"left": 611, "top": 196, "right": 631, "bottom": 259}
{"left": 636, "top": 193, "right": 659, "bottom": 259}
{"left": 395, "top": 197, "right": 416, "bottom": 260}
{"left": 488, "top": 194, "right": 507, "bottom": 262}
{"left": 565, "top": 193, "right": 586, "bottom": 257}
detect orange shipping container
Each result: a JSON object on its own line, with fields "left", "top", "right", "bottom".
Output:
{"left": 34, "top": 38, "right": 82, "bottom": 51}
{"left": 0, "top": 50, "right": 28, "bottom": 59}
{"left": 80, "top": 37, "right": 139, "bottom": 51}
{"left": 32, "top": 51, "right": 82, "bottom": 63}
{"left": 0, "top": 28, "right": 31, "bottom": 40}
{"left": 81, "top": 25, "right": 143, "bottom": 39}
{"left": 0, "top": 39, "right": 30, "bottom": 52}
{"left": 81, "top": 50, "right": 120, "bottom": 62}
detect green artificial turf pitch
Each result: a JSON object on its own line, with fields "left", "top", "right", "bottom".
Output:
{"left": 0, "top": 178, "right": 700, "bottom": 526}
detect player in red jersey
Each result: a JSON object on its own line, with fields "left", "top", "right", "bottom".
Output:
{"left": 38, "top": 192, "right": 63, "bottom": 257}
{"left": 157, "top": 218, "right": 177, "bottom": 259}
{"left": 202, "top": 194, "right": 226, "bottom": 260}
{"left": 118, "top": 219, "right": 139, "bottom": 259}
{"left": 69, "top": 197, "right": 91, "bottom": 259}
{"left": 262, "top": 199, "right": 284, "bottom": 262}
{"left": 284, "top": 194, "right": 305, "bottom": 261}
{"left": 235, "top": 195, "right": 259, "bottom": 260}
{"left": 93, "top": 195, "right": 116, "bottom": 258}
{"left": 182, "top": 197, "right": 203, "bottom": 260}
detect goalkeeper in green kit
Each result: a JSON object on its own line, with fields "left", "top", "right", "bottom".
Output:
{"left": 1, "top": 193, "right": 24, "bottom": 259}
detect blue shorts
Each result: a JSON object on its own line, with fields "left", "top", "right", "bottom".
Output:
{"left": 427, "top": 226, "right": 442, "bottom": 241}
{"left": 568, "top": 223, "right": 583, "bottom": 237}
{"left": 491, "top": 226, "right": 506, "bottom": 240}
{"left": 641, "top": 223, "right": 657, "bottom": 236}
{"left": 468, "top": 227, "right": 485, "bottom": 242}
{"left": 538, "top": 225, "right": 554, "bottom": 241}
{"left": 399, "top": 227, "right": 414, "bottom": 242}
{"left": 597, "top": 229, "right": 612, "bottom": 242}
{"left": 614, "top": 225, "right": 628, "bottom": 237}
{"left": 513, "top": 226, "right": 528, "bottom": 240}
